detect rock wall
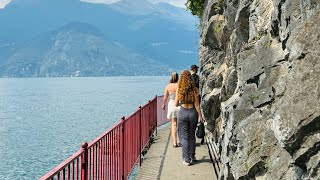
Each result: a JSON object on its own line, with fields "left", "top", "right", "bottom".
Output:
{"left": 199, "top": 0, "right": 320, "bottom": 179}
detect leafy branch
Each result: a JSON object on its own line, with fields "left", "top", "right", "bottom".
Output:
{"left": 185, "top": 0, "right": 205, "bottom": 18}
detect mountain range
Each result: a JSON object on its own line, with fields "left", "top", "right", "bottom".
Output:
{"left": 0, "top": 0, "right": 199, "bottom": 77}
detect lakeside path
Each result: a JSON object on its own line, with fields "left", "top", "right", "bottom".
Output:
{"left": 135, "top": 124, "right": 217, "bottom": 180}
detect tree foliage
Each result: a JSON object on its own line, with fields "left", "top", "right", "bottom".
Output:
{"left": 185, "top": 0, "right": 205, "bottom": 18}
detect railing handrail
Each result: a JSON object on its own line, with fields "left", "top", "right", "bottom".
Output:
{"left": 88, "top": 121, "right": 122, "bottom": 148}
{"left": 40, "top": 149, "right": 84, "bottom": 179}
{"left": 40, "top": 95, "right": 168, "bottom": 180}
{"left": 120, "top": 96, "right": 157, "bottom": 122}
{"left": 137, "top": 96, "right": 157, "bottom": 112}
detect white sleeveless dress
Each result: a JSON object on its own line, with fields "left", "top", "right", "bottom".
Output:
{"left": 167, "top": 92, "right": 180, "bottom": 119}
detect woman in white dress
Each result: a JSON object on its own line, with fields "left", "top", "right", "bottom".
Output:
{"left": 162, "top": 72, "right": 180, "bottom": 147}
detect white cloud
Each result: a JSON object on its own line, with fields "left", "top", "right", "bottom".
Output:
{"left": 0, "top": 0, "right": 11, "bottom": 8}
{"left": 81, "top": 0, "right": 187, "bottom": 7}
{"left": 151, "top": 42, "right": 168, "bottom": 46}
{"left": 0, "top": 0, "right": 187, "bottom": 8}
{"left": 179, "top": 50, "right": 195, "bottom": 54}
{"left": 0, "top": 0, "right": 122, "bottom": 8}
{"left": 82, "top": 0, "right": 187, "bottom": 8}
{"left": 80, "top": 0, "right": 121, "bottom": 4}
{"left": 148, "top": 0, "right": 186, "bottom": 8}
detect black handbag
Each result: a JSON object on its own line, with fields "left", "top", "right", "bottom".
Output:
{"left": 196, "top": 122, "right": 205, "bottom": 138}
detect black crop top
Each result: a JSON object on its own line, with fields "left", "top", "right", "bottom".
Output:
{"left": 180, "top": 100, "right": 194, "bottom": 104}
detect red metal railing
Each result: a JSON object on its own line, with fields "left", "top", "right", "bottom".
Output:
{"left": 40, "top": 95, "right": 169, "bottom": 180}
{"left": 156, "top": 96, "right": 169, "bottom": 127}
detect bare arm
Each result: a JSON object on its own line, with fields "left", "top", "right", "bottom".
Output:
{"left": 162, "top": 85, "right": 169, "bottom": 110}
{"left": 194, "top": 88, "right": 203, "bottom": 123}
{"left": 175, "top": 88, "right": 179, "bottom": 107}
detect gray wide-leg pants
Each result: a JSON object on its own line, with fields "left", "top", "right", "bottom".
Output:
{"left": 178, "top": 106, "right": 198, "bottom": 162}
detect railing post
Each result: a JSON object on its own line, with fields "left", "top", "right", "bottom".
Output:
{"left": 139, "top": 106, "right": 142, "bottom": 166}
{"left": 148, "top": 100, "right": 153, "bottom": 148}
{"left": 148, "top": 100, "right": 151, "bottom": 138}
{"left": 121, "top": 116, "right": 125, "bottom": 180}
{"left": 81, "top": 142, "right": 88, "bottom": 180}
{"left": 155, "top": 95, "right": 158, "bottom": 135}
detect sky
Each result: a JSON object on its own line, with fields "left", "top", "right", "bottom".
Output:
{"left": 0, "top": 0, "right": 187, "bottom": 8}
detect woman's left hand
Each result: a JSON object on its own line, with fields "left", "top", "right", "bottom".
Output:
{"left": 162, "top": 104, "right": 166, "bottom": 110}
{"left": 199, "top": 115, "right": 204, "bottom": 123}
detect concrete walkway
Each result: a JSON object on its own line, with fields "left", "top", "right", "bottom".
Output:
{"left": 135, "top": 124, "right": 216, "bottom": 180}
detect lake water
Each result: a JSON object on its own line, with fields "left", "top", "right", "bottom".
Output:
{"left": 0, "top": 76, "right": 168, "bottom": 180}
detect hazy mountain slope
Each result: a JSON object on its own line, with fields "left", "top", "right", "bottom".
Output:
{"left": 0, "top": 23, "right": 170, "bottom": 77}
{"left": 0, "top": 0, "right": 199, "bottom": 69}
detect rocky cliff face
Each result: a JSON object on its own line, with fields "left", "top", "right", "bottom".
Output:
{"left": 199, "top": 0, "right": 320, "bottom": 179}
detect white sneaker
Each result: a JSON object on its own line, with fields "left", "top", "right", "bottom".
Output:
{"left": 182, "top": 160, "right": 190, "bottom": 166}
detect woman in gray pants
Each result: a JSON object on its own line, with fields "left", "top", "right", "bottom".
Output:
{"left": 175, "top": 70, "right": 203, "bottom": 166}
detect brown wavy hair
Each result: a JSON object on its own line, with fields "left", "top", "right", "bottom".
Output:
{"left": 169, "top": 72, "right": 179, "bottom": 83}
{"left": 177, "top": 70, "right": 196, "bottom": 103}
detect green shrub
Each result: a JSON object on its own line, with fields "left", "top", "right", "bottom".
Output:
{"left": 186, "top": 0, "right": 224, "bottom": 18}
{"left": 186, "top": 0, "right": 205, "bottom": 18}
{"left": 214, "top": 0, "right": 224, "bottom": 13}
{"left": 214, "top": 25, "right": 221, "bottom": 34}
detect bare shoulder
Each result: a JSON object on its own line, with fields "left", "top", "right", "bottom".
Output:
{"left": 165, "top": 83, "right": 170, "bottom": 89}
{"left": 173, "top": 83, "right": 178, "bottom": 90}
{"left": 168, "top": 83, "right": 175, "bottom": 88}
{"left": 174, "top": 83, "right": 179, "bottom": 92}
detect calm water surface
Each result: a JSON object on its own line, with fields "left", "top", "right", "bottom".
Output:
{"left": 0, "top": 76, "right": 168, "bottom": 179}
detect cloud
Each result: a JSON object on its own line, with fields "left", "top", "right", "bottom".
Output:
{"left": 148, "top": 0, "right": 186, "bottom": 8}
{"left": 80, "top": 0, "right": 121, "bottom": 4}
{"left": 151, "top": 42, "right": 168, "bottom": 47}
{"left": 0, "top": 0, "right": 11, "bottom": 8}
{"left": 0, "top": 0, "right": 122, "bottom": 8}
{"left": 0, "top": 0, "right": 187, "bottom": 8}
{"left": 179, "top": 50, "right": 195, "bottom": 54}
{"left": 82, "top": 0, "right": 187, "bottom": 8}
